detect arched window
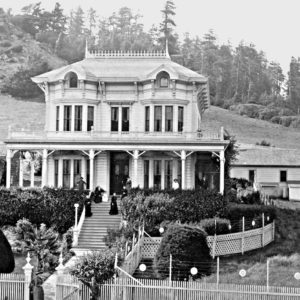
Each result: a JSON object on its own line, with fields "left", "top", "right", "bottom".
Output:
{"left": 156, "top": 71, "right": 170, "bottom": 88}
{"left": 68, "top": 72, "right": 78, "bottom": 88}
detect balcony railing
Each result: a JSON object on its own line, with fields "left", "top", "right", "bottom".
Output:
{"left": 7, "top": 127, "right": 224, "bottom": 142}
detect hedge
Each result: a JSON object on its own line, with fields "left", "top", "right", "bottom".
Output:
{"left": 199, "top": 218, "right": 231, "bottom": 235}
{"left": 0, "top": 187, "right": 86, "bottom": 234}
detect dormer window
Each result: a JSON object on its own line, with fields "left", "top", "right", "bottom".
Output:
{"left": 157, "top": 71, "right": 170, "bottom": 88}
{"left": 68, "top": 72, "right": 78, "bottom": 88}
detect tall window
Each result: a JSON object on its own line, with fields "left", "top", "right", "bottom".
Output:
{"left": 144, "top": 160, "right": 149, "bottom": 189}
{"left": 64, "top": 106, "right": 72, "bottom": 131}
{"left": 111, "top": 107, "right": 119, "bottom": 131}
{"left": 154, "top": 106, "right": 162, "bottom": 132}
{"left": 280, "top": 170, "right": 287, "bottom": 182}
{"left": 54, "top": 159, "right": 59, "bottom": 187}
{"left": 63, "top": 160, "right": 71, "bottom": 188}
{"left": 69, "top": 72, "right": 78, "bottom": 88}
{"left": 74, "top": 160, "right": 81, "bottom": 186}
{"left": 165, "top": 160, "right": 173, "bottom": 189}
{"left": 122, "top": 107, "right": 129, "bottom": 131}
{"left": 145, "top": 106, "right": 150, "bottom": 132}
{"left": 165, "top": 106, "right": 173, "bottom": 132}
{"left": 87, "top": 106, "right": 94, "bottom": 131}
{"left": 249, "top": 170, "right": 255, "bottom": 183}
{"left": 154, "top": 160, "right": 161, "bottom": 189}
{"left": 178, "top": 106, "right": 184, "bottom": 132}
{"left": 56, "top": 106, "right": 60, "bottom": 131}
{"left": 157, "top": 71, "right": 169, "bottom": 88}
{"left": 74, "top": 106, "right": 82, "bottom": 131}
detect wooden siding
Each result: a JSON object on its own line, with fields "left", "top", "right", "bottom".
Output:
{"left": 95, "top": 152, "right": 109, "bottom": 192}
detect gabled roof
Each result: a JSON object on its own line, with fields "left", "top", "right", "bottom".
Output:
{"left": 233, "top": 146, "right": 300, "bottom": 167}
{"left": 32, "top": 51, "right": 207, "bottom": 84}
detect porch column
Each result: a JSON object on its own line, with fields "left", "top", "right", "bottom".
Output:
{"left": 149, "top": 159, "right": 154, "bottom": 188}
{"left": 41, "top": 149, "right": 48, "bottom": 188}
{"left": 70, "top": 159, "right": 74, "bottom": 188}
{"left": 181, "top": 150, "right": 186, "bottom": 189}
{"left": 219, "top": 150, "right": 225, "bottom": 195}
{"left": 89, "top": 150, "right": 95, "bottom": 191}
{"left": 133, "top": 150, "right": 139, "bottom": 188}
{"left": 19, "top": 154, "right": 24, "bottom": 187}
{"left": 30, "top": 160, "right": 35, "bottom": 188}
{"left": 6, "top": 149, "right": 12, "bottom": 188}
{"left": 58, "top": 158, "right": 63, "bottom": 187}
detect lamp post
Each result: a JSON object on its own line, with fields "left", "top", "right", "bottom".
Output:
{"left": 74, "top": 203, "right": 79, "bottom": 228}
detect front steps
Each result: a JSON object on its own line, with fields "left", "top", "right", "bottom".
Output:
{"left": 72, "top": 199, "right": 121, "bottom": 255}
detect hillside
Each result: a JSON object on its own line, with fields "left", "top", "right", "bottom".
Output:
{"left": 0, "top": 11, "right": 66, "bottom": 90}
{"left": 0, "top": 96, "right": 300, "bottom": 156}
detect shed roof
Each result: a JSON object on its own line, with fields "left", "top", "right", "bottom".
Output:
{"left": 233, "top": 147, "right": 300, "bottom": 166}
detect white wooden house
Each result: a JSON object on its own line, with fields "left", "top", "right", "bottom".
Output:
{"left": 230, "top": 146, "right": 300, "bottom": 200}
{"left": 5, "top": 47, "right": 228, "bottom": 194}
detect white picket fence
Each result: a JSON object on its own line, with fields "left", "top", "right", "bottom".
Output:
{"left": 0, "top": 273, "right": 25, "bottom": 300}
{"left": 56, "top": 277, "right": 300, "bottom": 300}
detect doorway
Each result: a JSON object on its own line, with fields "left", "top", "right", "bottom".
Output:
{"left": 110, "top": 152, "right": 129, "bottom": 194}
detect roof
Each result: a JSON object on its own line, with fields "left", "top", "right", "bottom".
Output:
{"left": 233, "top": 147, "right": 300, "bottom": 167}
{"left": 32, "top": 50, "right": 207, "bottom": 83}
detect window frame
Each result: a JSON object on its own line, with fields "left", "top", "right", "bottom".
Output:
{"left": 69, "top": 72, "right": 78, "bottom": 88}
{"left": 145, "top": 106, "right": 150, "bottom": 132}
{"left": 280, "top": 170, "right": 287, "bottom": 182}
{"left": 87, "top": 106, "right": 94, "bottom": 131}
{"left": 178, "top": 106, "right": 184, "bottom": 132}
{"left": 63, "top": 105, "right": 72, "bottom": 131}
{"left": 165, "top": 106, "right": 173, "bottom": 132}
{"left": 111, "top": 107, "right": 119, "bottom": 132}
{"left": 74, "top": 105, "right": 82, "bottom": 131}
{"left": 154, "top": 106, "right": 162, "bottom": 132}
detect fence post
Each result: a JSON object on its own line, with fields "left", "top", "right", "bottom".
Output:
{"left": 55, "top": 253, "right": 65, "bottom": 276}
{"left": 216, "top": 256, "right": 220, "bottom": 286}
{"left": 241, "top": 216, "right": 245, "bottom": 255}
{"left": 262, "top": 213, "right": 265, "bottom": 247}
{"left": 266, "top": 258, "right": 270, "bottom": 291}
{"left": 22, "top": 253, "right": 33, "bottom": 300}
{"left": 169, "top": 254, "right": 172, "bottom": 285}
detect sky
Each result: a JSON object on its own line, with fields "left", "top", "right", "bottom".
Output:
{"left": 2, "top": 0, "right": 300, "bottom": 75}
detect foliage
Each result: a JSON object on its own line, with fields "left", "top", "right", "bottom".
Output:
{"left": 222, "top": 203, "right": 276, "bottom": 231}
{"left": 199, "top": 217, "right": 231, "bottom": 235}
{"left": 154, "top": 224, "right": 212, "bottom": 280}
{"left": 121, "top": 189, "right": 227, "bottom": 236}
{"left": 15, "top": 220, "right": 60, "bottom": 272}
{"left": 0, "top": 187, "right": 86, "bottom": 234}
{"left": 70, "top": 250, "right": 116, "bottom": 299}
{"left": 0, "top": 229, "right": 15, "bottom": 273}
{"left": 256, "top": 140, "right": 271, "bottom": 146}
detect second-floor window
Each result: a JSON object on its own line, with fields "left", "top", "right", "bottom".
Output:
{"left": 122, "top": 107, "right": 129, "bottom": 132}
{"left": 74, "top": 106, "right": 82, "bottom": 131}
{"left": 145, "top": 106, "right": 150, "bottom": 132}
{"left": 87, "top": 106, "right": 94, "bottom": 131}
{"left": 111, "top": 107, "right": 119, "bottom": 131}
{"left": 69, "top": 72, "right": 78, "bottom": 88}
{"left": 56, "top": 106, "right": 60, "bottom": 131}
{"left": 178, "top": 106, "right": 184, "bottom": 132}
{"left": 154, "top": 106, "right": 162, "bottom": 132}
{"left": 64, "top": 106, "right": 72, "bottom": 131}
{"left": 165, "top": 106, "right": 173, "bottom": 132}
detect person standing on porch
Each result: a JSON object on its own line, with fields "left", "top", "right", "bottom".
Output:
{"left": 109, "top": 193, "right": 118, "bottom": 215}
{"left": 77, "top": 176, "right": 86, "bottom": 192}
{"left": 172, "top": 178, "right": 180, "bottom": 190}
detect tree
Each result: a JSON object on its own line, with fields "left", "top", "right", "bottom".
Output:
{"left": 51, "top": 2, "right": 67, "bottom": 33}
{"left": 70, "top": 250, "right": 116, "bottom": 300}
{"left": 154, "top": 224, "right": 212, "bottom": 280}
{"left": 69, "top": 7, "right": 85, "bottom": 36}
{"left": 0, "top": 229, "right": 15, "bottom": 273}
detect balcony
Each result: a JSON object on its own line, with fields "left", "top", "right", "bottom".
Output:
{"left": 7, "top": 127, "right": 224, "bottom": 144}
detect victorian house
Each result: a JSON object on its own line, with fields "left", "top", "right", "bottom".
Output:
{"left": 5, "top": 47, "right": 228, "bottom": 194}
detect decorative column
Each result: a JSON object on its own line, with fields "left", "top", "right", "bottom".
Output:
{"left": 6, "top": 149, "right": 12, "bottom": 188}
{"left": 149, "top": 159, "right": 154, "bottom": 188}
{"left": 82, "top": 105, "right": 88, "bottom": 131}
{"left": 59, "top": 104, "right": 64, "bottom": 131}
{"left": 41, "top": 149, "right": 48, "bottom": 188}
{"left": 133, "top": 150, "right": 139, "bottom": 187}
{"left": 89, "top": 149, "right": 95, "bottom": 191}
{"left": 19, "top": 154, "right": 24, "bottom": 187}
{"left": 181, "top": 150, "right": 186, "bottom": 189}
{"left": 219, "top": 150, "right": 225, "bottom": 195}
{"left": 30, "top": 159, "right": 35, "bottom": 188}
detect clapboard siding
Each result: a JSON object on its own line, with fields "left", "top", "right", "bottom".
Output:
{"left": 230, "top": 168, "right": 249, "bottom": 180}
{"left": 95, "top": 152, "right": 109, "bottom": 192}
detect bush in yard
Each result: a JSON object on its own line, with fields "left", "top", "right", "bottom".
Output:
{"left": 0, "top": 187, "right": 86, "bottom": 234}
{"left": 70, "top": 250, "right": 116, "bottom": 300}
{"left": 154, "top": 224, "right": 212, "bottom": 281}
{"left": 199, "top": 218, "right": 231, "bottom": 235}
{"left": 0, "top": 229, "right": 15, "bottom": 273}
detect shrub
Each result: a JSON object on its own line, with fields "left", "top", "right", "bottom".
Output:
{"left": 0, "top": 229, "right": 15, "bottom": 273}
{"left": 199, "top": 218, "right": 231, "bottom": 235}
{"left": 222, "top": 203, "right": 276, "bottom": 231}
{"left": 0, "top": 41, "right": 12, "bottom": 47}
{"left": 10, "top": 45, "right": 23, "bottom": 53}
{"left": 0, "top": 187, "right": 86, "bottom": 234}
{"left": 154, "top": 224, "right": 212, "bottom": 280}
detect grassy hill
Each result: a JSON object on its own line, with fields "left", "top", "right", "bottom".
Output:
{"left": 0, "top": 96, "right": 299, "bottom": 156}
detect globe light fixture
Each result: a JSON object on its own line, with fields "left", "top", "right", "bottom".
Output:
{"left": 159, "top": 227, "right": 164, "bottom": 234}
{"left": 252, "top": 220, "right": 255, "bottom": 226}
{"left": 239, "top": 269, "right": 246, "bottom": 277}
{"left": 139, "top": 264, "right": 146, "bottom": 272}
{"left": 294, "top": 272, "right": 300, "bottom": 280}
{"left": 190, "top": 267, "right": 198, "bottom": 275}
{"left": 228, "top": 224, "right": 232, "bottom": 230}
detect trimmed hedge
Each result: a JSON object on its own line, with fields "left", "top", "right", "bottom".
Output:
{"left": 0, "top": 187, "right": 86, "bottom": 234}
{"left": 121, "top": 189, "right": 227, "bottom": 236}
{"left": 199, "top": 218, "right": 231, "bottom": 235}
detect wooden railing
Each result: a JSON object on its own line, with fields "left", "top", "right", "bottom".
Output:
{"left": 72, "top": 205, "right": 85, "bottom": 247}
{"left": 142, "top": 221, "right": 275, "bottom": 259}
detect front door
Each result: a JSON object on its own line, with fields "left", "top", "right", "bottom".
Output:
{"left": 110, "top": 152, "right": 129, "bottom": 194}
